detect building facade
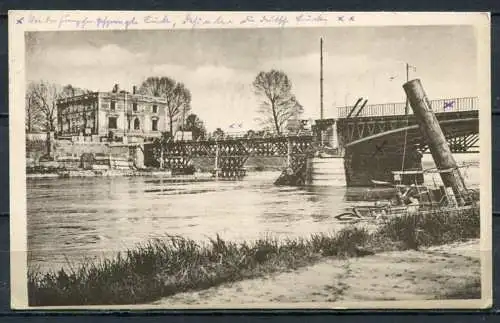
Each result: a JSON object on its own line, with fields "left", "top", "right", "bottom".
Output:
{"left": 56, "top": 89, "right": 174, "bottom": 142}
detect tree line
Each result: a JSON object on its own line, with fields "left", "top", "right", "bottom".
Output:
{"left": 26, "top": 82, "right": 91, "bottom": 133}
{"left": 26, "top": 69, "right": 302, "bottom": 139}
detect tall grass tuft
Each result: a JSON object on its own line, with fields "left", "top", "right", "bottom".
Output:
{"left": 374, "top": 207, "right": 480, "bottom": 251}
{"left": 28, "top": 206, "right": 480, "bottom": 306}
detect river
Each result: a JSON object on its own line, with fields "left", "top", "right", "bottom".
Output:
{"left": 27, "top": 154, "right": 480, "bottom": 273}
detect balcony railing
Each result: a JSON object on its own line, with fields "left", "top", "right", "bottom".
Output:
{"left": 337, "top": 97, "right": 478, "bottom": 118}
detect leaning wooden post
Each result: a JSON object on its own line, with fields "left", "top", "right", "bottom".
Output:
{"left": 403, "top": 79, "right": 468, "bottom": 206}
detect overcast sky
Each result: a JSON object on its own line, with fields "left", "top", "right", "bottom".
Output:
{"left": 25, "top": 26, "right": 478, "bottom": 132}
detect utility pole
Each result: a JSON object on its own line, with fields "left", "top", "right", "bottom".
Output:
{"left": 404, "top": 63, "right": 416, "bottom": 115}
{"left": 405, "top": 63, "right": 409, "bottom": 115}
{"left": 320, "top": 37, "right": 324, "bottom": 120}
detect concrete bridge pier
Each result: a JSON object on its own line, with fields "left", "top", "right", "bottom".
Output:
{"left": 343, "top": 144, "right": 423, "bottom": 187}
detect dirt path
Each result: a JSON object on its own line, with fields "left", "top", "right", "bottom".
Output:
{"left": 153, "top": 239, "right": 481, "bottom": 306}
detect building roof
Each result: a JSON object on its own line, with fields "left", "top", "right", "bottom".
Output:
{"left": 57, "top": 91, "right": 168, "bottom": 105}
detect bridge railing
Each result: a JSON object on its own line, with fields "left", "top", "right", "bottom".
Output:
{"left": 337, "top": 97, "right": 478, "bottom": 118}
{"left": 173, "top": 129, "right": 314, "bottom": 142}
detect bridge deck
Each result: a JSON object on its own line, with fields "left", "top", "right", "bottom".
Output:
{"left": 336, "top": 110, "right": 478, "bottom": 147}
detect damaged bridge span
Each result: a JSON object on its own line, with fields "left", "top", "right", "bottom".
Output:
{"left": 338, "top": 109, "right": 479, "bottom": 186}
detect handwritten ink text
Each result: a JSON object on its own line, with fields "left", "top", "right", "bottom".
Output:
{"left": 95, "top": 16, "right": 138, "bottom": 30}
{"left": 144, "top": 15, "right": 174, "bottom": 25}
{"left": 296, "top": 13, "right": 328, "bottom": 23}
{"left": 182, "top": 14, "right": 233, "bottom": 28}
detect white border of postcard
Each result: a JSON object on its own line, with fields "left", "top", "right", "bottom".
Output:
{"left": 8, "top": 10, "right": 492, "bottom": 310}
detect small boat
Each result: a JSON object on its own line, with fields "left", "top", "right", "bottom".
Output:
{"left": 335, "top": 203, "right": 408, "bottom": 221}
{"left": 370, "top": 179, "right": 393, "bottom": 187}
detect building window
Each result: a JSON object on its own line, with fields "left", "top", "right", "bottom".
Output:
{"left": 152, "top": 105, "right": 158, "bottom": 113}
{"left": 133, "top": 103, "right": 138, "bottom": 112}
{"left": 152, "top": 119, "right": 158, "bottom": 131}
{"left": 110, "top": 101, "right": 116, "bottom": 111}
{"left": 109, "top": 117, "right": 117, "bottom": 129}
{"left": 134, "top": 118, "right": 140, "bottom": 130}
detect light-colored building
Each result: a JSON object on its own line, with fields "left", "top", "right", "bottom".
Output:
{"left": 56, "top": 86, "right": 176, "bottom": 143}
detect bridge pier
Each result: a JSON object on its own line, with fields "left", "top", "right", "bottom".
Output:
{"left": 213, "top": 141, "right": 248, "bottom": 179}
{"left": 343, "top": 144, "right": 423, "bottom": 187}
{"left": 165, "top": 156, "right": 193, "bottom": 175}
{"left": 275, "top": 138, "right": 315, "bottom": 186}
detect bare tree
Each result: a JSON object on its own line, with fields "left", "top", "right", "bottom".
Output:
{"left": 28, "top": 81, "right": 62, "bottom": 132}
{"left": 253, "top": 70, "right": 303, "bottom": 135}
{"left": 138, "top": 76, "right": 192, "bottom": 136}
{"left": 25, "top": 82, "right": 44, "bottom": 133}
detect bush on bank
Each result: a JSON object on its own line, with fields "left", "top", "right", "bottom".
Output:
{"left": 28, "top": 206, "right": 480, "bottom": 306}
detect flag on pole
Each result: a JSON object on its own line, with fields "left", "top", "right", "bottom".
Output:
{"left": 408, "top": 64, "right": 417, "bottom": 72}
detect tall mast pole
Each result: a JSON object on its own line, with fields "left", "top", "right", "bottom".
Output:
{"left": 320, "top": 37, "right": 324, "bottom": 120}
{"left": 405, "top": 63, "right": 409, "bottom": 115}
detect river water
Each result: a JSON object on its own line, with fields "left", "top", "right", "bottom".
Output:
{"left": 27, "top": 154, "right": 480, "bottom": 273}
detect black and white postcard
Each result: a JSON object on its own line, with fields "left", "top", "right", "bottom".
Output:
{"left": 8, "top": 11, "right": 492, "bottom": 309}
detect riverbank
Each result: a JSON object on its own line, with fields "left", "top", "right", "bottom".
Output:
{"left": 26, "top": 169, "right": 206, "bottom": 179}
{"left": 28, "top": 206, "right": 480, "bottom": 306}
{"left": 25, "top": 156, "right": 287, "bottom": 179}
{"left": 153, "top": 239, "right": 480, "bottom": 305}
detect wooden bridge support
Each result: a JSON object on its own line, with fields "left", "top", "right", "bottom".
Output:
{"left": 164, "top": 156, "right": 192, "bottom": 175}
{"left": 344, "top": 144, "right": 423, "bottom": 187}
{"left": 213, "top": 142, "right": 248, "bottom": 179}
{"left": 275, "top": 139, "right": 315, "bottom": 186}
{"left": 150, "top": 134, "right": 315, "bottom": 185}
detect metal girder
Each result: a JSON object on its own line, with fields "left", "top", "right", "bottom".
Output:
{"left": 337, "top": 110, "right": 478, "bottom": 145}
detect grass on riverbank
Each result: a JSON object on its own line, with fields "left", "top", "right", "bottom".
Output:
{"left": 28, "top": 206, "right": 480, "bottom": 306}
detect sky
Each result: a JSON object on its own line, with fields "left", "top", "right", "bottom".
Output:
{"left": 25, "top": 26, "right": 478, "bottom": 132}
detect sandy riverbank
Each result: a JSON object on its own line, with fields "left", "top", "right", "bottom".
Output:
{"left": 153, "top": 238, "right": 481, "bottom": 305}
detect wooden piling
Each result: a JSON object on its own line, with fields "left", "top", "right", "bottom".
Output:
{"left": 214, "top": 142, "right": 219, "bottom": 179}
{"left": 403, "top": 79, "right": 468, "bottom": 205}
{"left": 287, "top": 139, "right": 292, "bottom": 167}
{"left": 160, "top": 149, "right": 164, "bottom": 169}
